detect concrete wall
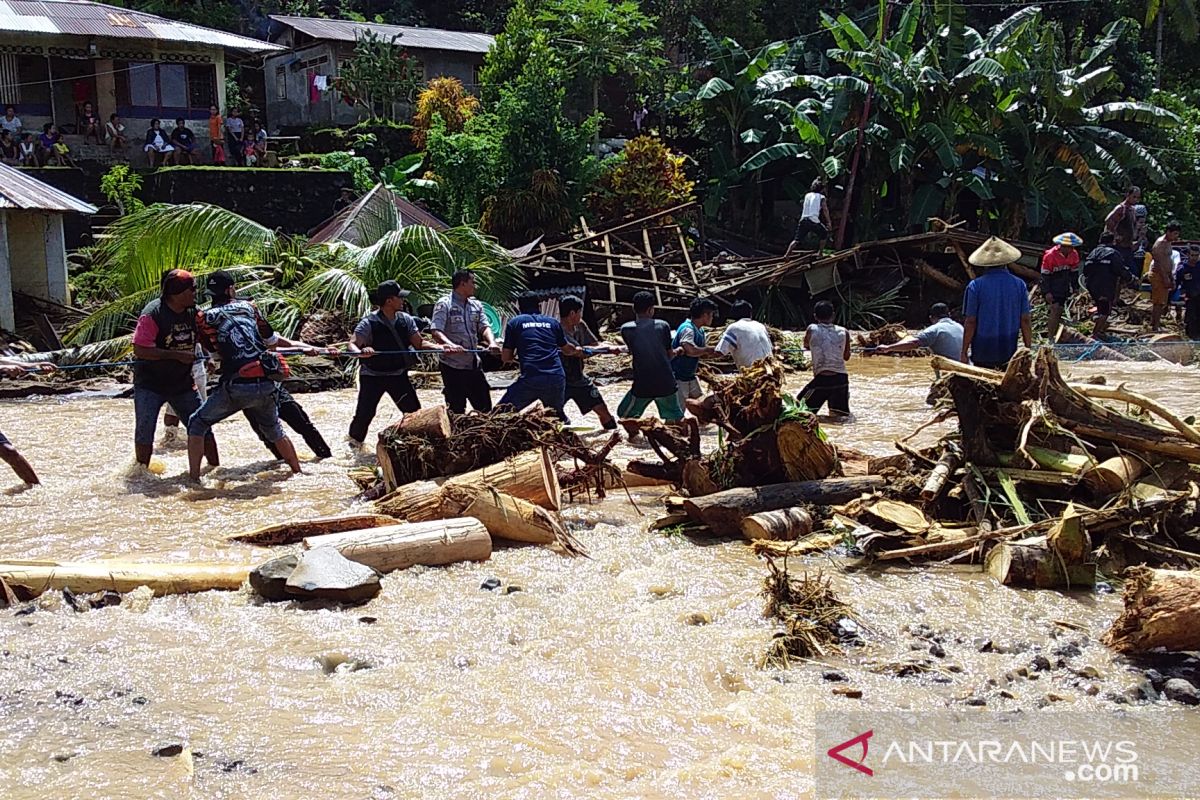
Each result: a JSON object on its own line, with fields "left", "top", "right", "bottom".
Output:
{"left": 140, "top": 167, "right": 354, "bottom": 234}
{"left": 263, "top": 41, "right": 484, "bottom": 131}
{"left": 5, "top": 212, "right": 67, "bottom": 305}
{"left": 0, "top": 212, "right": 12, "bottom": 331}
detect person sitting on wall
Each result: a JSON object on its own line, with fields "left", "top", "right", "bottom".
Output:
{"left": 38, "top": 123, "right": 75, "bottom": 167}
{"left": 105, "top": 114, "right": 127, "bottom": 153}
{"left": 80, "top": 101, "right": 102, "bottom": 145}
{"left": 143, "top": 119, "right": 175, "bottom": 168}
{"left": 0, "top": 131, "right": 19, "bottom": 166}
{"left": 169, "top": 118, "right": 196, "bottom": 166}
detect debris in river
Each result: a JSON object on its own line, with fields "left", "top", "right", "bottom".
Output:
{"left": 761, "top": 558, "right": 857, "bottom": 667}
{"left": 1103, "top": 567, "right": 1200, "bottom": 654}
{"left": 249, "top": 554, "right": 300, "bottom": 602}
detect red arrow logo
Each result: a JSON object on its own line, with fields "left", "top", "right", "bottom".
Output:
{"left": 827, "top": 730, "right": 874, "bottom": 776}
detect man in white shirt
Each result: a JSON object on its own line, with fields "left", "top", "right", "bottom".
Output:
{"left": 1, "top": 105, "right": 21, "bottom": 136}
{"left": 715, "top": 300, "right": 773, "bottom": 368}
{"left": 785, "top": 179, "right": 833, "bottom": 256}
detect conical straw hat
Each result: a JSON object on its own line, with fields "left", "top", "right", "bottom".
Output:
{"left": 968, "top": 236, "right": 1023, "bottom": 268}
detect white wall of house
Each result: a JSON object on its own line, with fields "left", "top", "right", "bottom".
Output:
{"left": 0, "top": 211, "right": 13, "bottom": 331}
{"left": 5, "top": 211, "right": 68, "bottom": 309}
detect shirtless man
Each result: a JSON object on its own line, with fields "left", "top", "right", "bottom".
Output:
{"left": 1150, "top": 221, "right": 1182, "bottom": 332}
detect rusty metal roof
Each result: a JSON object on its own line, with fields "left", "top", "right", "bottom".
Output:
{"left": 269, "top": 15, "right": 493, "bottom": 54}
{"left": 0, "top": 163, "right": 97, "bottom": 213}
{"left": 0, "top": 0, "right": 282, "bottom": 51}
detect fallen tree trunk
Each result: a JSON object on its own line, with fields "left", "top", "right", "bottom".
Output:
{"left": 741, "top": 507, "right": 814, "bottom": 541}
{"left": 226, "top": 514, "right": 397, "bottom": 546}
{"left": 395, "top": 405, "right": 452, "bottom": 439}
{"left": 681, "top": 476, "right": 884, "bottom": 537}
{"left": 920, "top": 444, "right": 961, "bottom": 501}
{"left": 375, "top": 480, "right": 445, "bottom": 521}
{"left": 985, "top": 506, "right": 1094, "bottom": 589}
{"left": 1103, "top": 567, "right": 1200, "bottom": 654}
{"left": 444, "top": 449, "right": 561, "bottom": 511}
{"left": 1080, "top": 455, "right": 1149, "bottom": 494}
{"left": 1054, "top": 326, "right": 1132, "bottom": 362}
{"left": 777, "top": 420, "right": 838, "bottom": 481}
{"left": 304, "top": 518, "right": 492, "bottom": 573}
{"left": 0, "top": 560, "right": 251, "bottom": 597}
{"left": 439, "top": 484, "right": 583, "bottom": 554}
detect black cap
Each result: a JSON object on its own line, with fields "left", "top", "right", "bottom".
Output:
{"left": 206, "top": 270, "right": 236, "bottom": 299}
{"left": 375, "top": 280, "right": 410, "bottom": 300}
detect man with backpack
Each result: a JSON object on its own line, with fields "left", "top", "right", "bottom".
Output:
{"left": 186, "top": 271, "right": 325, "bottom": 481}
{"left": 345, "top": 280, "right": 456, "bottom": 445}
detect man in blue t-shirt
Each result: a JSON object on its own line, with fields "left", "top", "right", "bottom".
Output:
{"left": 961, "top": 237, "right": 1032, "bottom": 369}
{"left": 671, "top": 297, "right": 718, "bottom": 410}
{"left": 499, "top": 294, "right": 581, "bottom": 419}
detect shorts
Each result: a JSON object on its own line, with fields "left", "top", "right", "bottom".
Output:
{"left": 1081, "top": 275, "right": 1116, "bottom": 317}
{"left": 1041, "top": 271, "right": 1074, "bottom": 306}
{"left": 134, "top": 385, "right": 203, "bottom": 445}
{"left": 798, "top": 372, "right": 850, "bottom": 415}
{"left": 793, "top": 218, "right": 828, "bottom": 244}
{"left": 617, "top": 390, "right": 684, "bottom": 421}
{"left": 675, "top": 378, "right": 702, "bottom": 409}
{"left": 499, "top": 373, "right": 567, "bottom": 420}
{"left": 566, "top": 380, "right": 603, "bottom": 414}
{"left": 1150, "top": 271, "right": 1172, "bottom": 306}
{"left": 187, "top": 379, "right": 284, "bottom": 442}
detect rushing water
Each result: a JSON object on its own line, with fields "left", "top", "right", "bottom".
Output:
{"left": 2, "top": 358, "right": 1199, "bottom": 799}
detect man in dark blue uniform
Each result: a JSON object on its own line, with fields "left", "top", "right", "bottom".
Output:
{"left": 499, "top": 294, "right": 581, "bottom": 420}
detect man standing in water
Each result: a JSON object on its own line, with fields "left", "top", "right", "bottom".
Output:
{"left": 346, "top": 280, "right": 455, "bottom": 445}
{"left": 617, "top": 291, "right": 684, "bottom": 435}
{"left": 186, "top": 271, "right": 322, "bottom": 481}
{"left": 1040, "top": 232, "right": 1082, "bottom": 340}
{"left": 671, "top": 298, "right": 719, "bottom": 411}
{"left": 559, "top": 294, "right": 622, "bottom": 429}
{"left": 499, "top": 293, "right": 581, "bottom": 420}
{"left": 1080, "top": 232, "right": 1130, "bottom": 339}
{"left": 874, "top": 303, "right": 964, "bottom": 360}
{"left": 0, "top": 358, "right": 55, "bottom": 484}
{"left": 1105, "top": 186, "right": 1141, "bottom": 279}
{"left": 431, "top": 270, "right": 500, "bottom": 414}
{"left": 131, "top": 269, "right": 218, "bottom": 470}
{"left": 1149, "top": 221, "right": 1182, "bottom": 332}
{"left": 961, "top": 237, "right": 1032, "bottom": 369}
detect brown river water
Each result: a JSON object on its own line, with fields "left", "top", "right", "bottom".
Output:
{"left": 2, "top": 358, "right": 1199, "bottom": 799}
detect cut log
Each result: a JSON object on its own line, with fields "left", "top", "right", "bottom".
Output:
{"left": 444, "top": 449, "right": 562, "bottom": 511}
{"left": 439, "top": 484, "right": 583, "bottom": 554}
{"left": 375, "top": 480, "right": 445, "bottom": 521}
{"left": 226, "top": 514, "right": 398, "bottom": 546}
{"left": 1103, "top": 567, "right": 1200, "bottom": 654}
{"left": 612, "top": 469, "right": 675, "bottom": 488}
{"left": 623, "top": 460, "right": 681, "bottom": 485}
{"left": 304, "top": 518, "right": 492, "bottom": 573}
{"left": 985, "top": 505, "right": 1094, "bottom": 589}
{"left": 1054, "top": 326, "right": 1131, "bottom": 361}
{"left": 396, "top": 404, "right": 452, "bottom": 439}
{"left": 1080, "top": 455, "right": 1149, "bottom": 494}
{"left": 681, "top": 476, "right": 884, "bottom": 537}
{"left": 776, "top": 419, "right": 838, "bottom": 481}
{"left": 911, "top": 258, "right": 964, "bottom": 292}
{"left": 740, "top": 507, "right": 814, "bottom": 541}
{"left": 0, "top": 560, "right": 251, "bottom": 597}
{"left": 1146, "top": 333, "right": 1194, "bottom": 366}
{"left": 682, "top": 458, "right": 720, "bottom": 497}
{"left": 920, "top": 444, "right": 961, "bottom": 501}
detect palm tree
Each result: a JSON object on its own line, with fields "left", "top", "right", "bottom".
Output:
{"left": 67, "top": 195, "right": 524, "bottom": 346}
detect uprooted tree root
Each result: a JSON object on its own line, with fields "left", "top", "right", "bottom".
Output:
{"left": 761, "top": 556, "right": 856, "bottom": 667}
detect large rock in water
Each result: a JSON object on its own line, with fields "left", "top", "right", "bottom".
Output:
{"left": 285, "top": 547, "right": 381, "bottom": 604}
{"left": 249, "top": 554, "right": 300, "bottom": 602}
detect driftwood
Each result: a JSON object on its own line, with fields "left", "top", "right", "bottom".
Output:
{"left": 304, "top": 518, "right": 492, "bottom": 573}
{"left": 985, "top": 504, "right": 1095, "bottom": 589}
{"left": 1080, "top": 455, "right": 1149, "bottom": 494}
{"left": 0, "top": 560, "right": 251, "bottom": 597}
{"left": 1103, "top": 567, "right": 1200, "bottom": 654}
{"left": 397, "top": 405, "right": 452, "bottom": 439}
{"left": 439, "top": 484, "right": 584, "bottom": 554}
{"left": 226, "top": 514, "right": 397, "bottom": 546}
{"left": 681, "top": 476, "right": 884, "bottom": 537}
{"left": 444, "top": 449, "right": 562, "bottom": 511}
{"left": 740, "top": 507, "right": 814, "bottom": 541}
{"left": 920, "top": 443, "right": 961, "bottom": 501}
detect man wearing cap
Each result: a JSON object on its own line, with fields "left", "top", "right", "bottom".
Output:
{"left": 961, "top": 237, "right": 1033, "bottom": 369}
{"left": 1041, "top": 232, "right": 1082, "bottom": 340}
{"left": 130, "top": 269, "right": 218, "bottom": 469}
{"left": 874, "top": 303, "right": 964, "bottom": 360}
{"left": 498, "top": 293, "right": 581, "bottom": 420}
{"left": 186, "top": 271, "right": 323, "bottom": 481}
{"left": 1080, "top": 232, "right": 1131, "bottom": 339}
{"left": 345, "top": 280, "right": 455, "bottom": 445}
{"left": 430, "top": 270, "right": 500, "bottom": 414}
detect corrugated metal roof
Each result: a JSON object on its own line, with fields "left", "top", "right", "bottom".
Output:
{"left": 270, "top": 15, "right": 493, "bottom": 53}
{"left": 0, "top": 0, "right": 282, "bottom": 51}
{"left": 0, "top": 163, "right": 98, "bottom": 213}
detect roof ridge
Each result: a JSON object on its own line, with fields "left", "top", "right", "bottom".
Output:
{"left": 268, "top": 15, "right": 494, "bottom": 38}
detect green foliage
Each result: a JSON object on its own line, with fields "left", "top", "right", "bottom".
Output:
{"left": 587, "top": 136, "right": 695, "bottom": 220}
{"left": 412, "top": 77, "right": 480, "bottom": 148}
{"left": 424, "top": 118, "right": 505, "bottom": 224}
{"left": 1141, "top": 90, "right": 1200, "bottom": 235}
{"left": 99, "top": 165, "right": 144, "bottom": 216}
{"left": 336, "top": 30, "right": 421, "bottom": 121}
{"left": 223, "top": 66, "right": 256, "bottom": 118}
{"left": 380, "top": 153, "right": 439, "bottom": 198}
{"left": 319, "top": 151, "right": 378, "bottom": 192}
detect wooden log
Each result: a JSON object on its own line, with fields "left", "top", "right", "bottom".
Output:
{"left": 612, "top": 469, "right": 675, "bottom": 488}
{"left": 304, "top": 519, "right": 492, "bottom": 573}
{"left": 682, "top": 458, "right": 719, "bottom": 497}
{"left": 740, "top": 507, "right": 814, "bottom": 541}
{"left": 911, "top": 258, "right": 964, "bottom": 292}
{"left": 0, "top": 560, "right": 251, "bottom": 597}
{"left": 1055, "top": 326, "right": 1132, "bottom": 361}
{"left": 681, "top": 476, "right": 884, "bottom": 537}
{"left": 920, "top": 444, "right": 961, "bottom": 501}
{"left": 623, "top": 460, "right": 681, "bottom": 485}
{"left": 395, "top": 404, "right": 452, "bottom": 439}
{"left": 1074, "top": 384, "right": 1200, "bottom": 445}
{"left": 376, "top": 438, "right": 399, "bottom": 492}
{"left": 375, "top": 480, "right": 445, "bottom": 521}
{"left": 1081, "top": 455, "right": 1149, "bottom": 494}
{"left": 776, "top": 419, "right": 838, "bottom": 481}
{"left": 439, "top": 484, "right": 582, "bottom": 554}
{"left": 226, "top": 514, "right": 398, "bottom": 546}
{"left": 1102, "top": 567, "right": 1200, "bottom": 654}
{"left": 443, "top": 449, "right": 562, "bottom": 511}
{"left": 985, "top": 505, "right": 1094, "bottom": 589}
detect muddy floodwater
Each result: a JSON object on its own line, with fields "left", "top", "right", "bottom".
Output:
{"left": 2, "top": 358, "right": 1200, "bottom": 799}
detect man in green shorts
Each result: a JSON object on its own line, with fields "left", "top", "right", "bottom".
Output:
{"left": 617, "top": 291, "right": 683, "bottom": 436}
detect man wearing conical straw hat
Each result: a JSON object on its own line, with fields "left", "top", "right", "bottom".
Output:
{"left": 960, "top": 236, "right": 1032, "bottom": 369}
{"left": 1041, "top": 232, "right": 1082, "bottom": 339}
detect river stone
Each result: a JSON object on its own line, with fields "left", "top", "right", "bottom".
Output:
{"left": 1163, "top": 678, "right": 1200, "bottom": 706}
{"left": 249, "top": 554, "right": 300, "bottom": 602}
{"left": 285, "top": 548, "right": 381, "bottom": 605}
